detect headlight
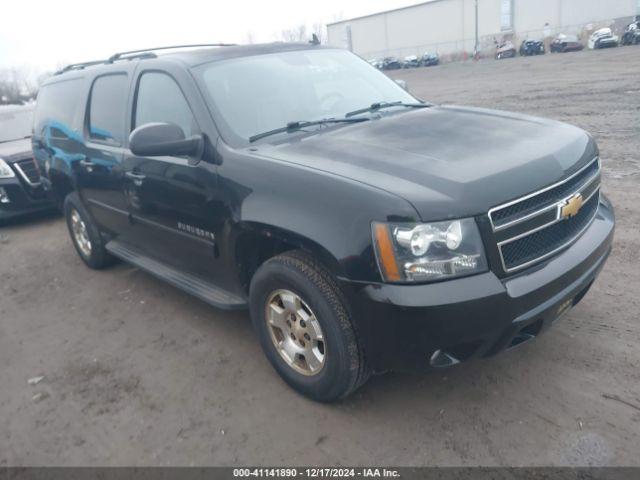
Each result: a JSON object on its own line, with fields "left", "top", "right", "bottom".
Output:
{"left": 0, "top": 158, "right": 15, "bottom": 179}
{"left": 372, "top": 218, "right": 488, "bottom": 283}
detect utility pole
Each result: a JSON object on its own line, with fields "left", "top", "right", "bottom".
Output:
{"left": 474, "top": 0, "right": 479, "bottom": 60}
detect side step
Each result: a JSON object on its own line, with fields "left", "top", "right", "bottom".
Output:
{"left": 105, "top": 240, "right": 248, "bottom": 311}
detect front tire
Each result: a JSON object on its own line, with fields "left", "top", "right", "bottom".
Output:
{"left": 250, "top": 251, "right": 370, "bottom": 402}
{"left": 64, "top": 192, "right": 115, "bottom": 269}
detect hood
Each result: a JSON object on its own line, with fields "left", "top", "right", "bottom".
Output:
{"left": 256, "top": 106, "right": 597, "bottom": 221}
{"left": 0, "top": 138, "right": 33, "bottom": 163}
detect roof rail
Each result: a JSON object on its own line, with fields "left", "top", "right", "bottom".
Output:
{"left": 54, "top": 43, "right": 236, "bottom": 76}
{"left": 107, "top": 43, "right": 237, "bottom": 63}
{"left": 54, "top": 60, "right": 108, "bottom": 75}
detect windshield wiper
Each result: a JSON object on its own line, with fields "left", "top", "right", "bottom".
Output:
{"left": 345, "top": 101, "right": 430, "bottom": 118}
{"left": 249, "top": 117, "right": 369, "bottom": 143}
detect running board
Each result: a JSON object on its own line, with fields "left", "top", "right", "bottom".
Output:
{"left": 105, "top": 240, "right": 248, "bottom": 310}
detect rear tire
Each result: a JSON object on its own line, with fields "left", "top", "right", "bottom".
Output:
{"left": 64, "top": 192, "right": 115, "bottom": 269}
{"left": 250, "top": 250, "right": 370, "bottom": 402}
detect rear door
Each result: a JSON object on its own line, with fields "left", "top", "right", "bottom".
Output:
{"left": 78, "top": 72, "right": 132, "bottom": 236}
{"left": 122, "top": 65, "right": 222, "bottom": 283}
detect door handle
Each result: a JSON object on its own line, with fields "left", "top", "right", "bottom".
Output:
{"left": 79, "top": 158, "right": 95, "bottom": 172}
{"left": 125, "top": 171, "right": 146, "bottom": 186}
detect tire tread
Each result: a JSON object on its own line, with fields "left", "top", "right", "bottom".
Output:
{"left": 254, "top": 250, "right": 371, "bottom": 400}
{"left": 64, "top": 192, "right": 115, "bottom": 270}
{"left": 274, "top": 250, "right": 371, "bottom": 396}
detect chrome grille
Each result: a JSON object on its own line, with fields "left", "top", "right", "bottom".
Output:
{"left": 490, "top": 159, "right": 600, "bottom": 229}
{"left": 14, "top": 158, "right": 41, "bottom": 186}
{"left": 488, "top": 157, "right": 601, "bottom": 273}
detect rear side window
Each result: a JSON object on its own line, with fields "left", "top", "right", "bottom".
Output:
{"left": 134, "top": 72, "right": 197, "bottom": 137}
{"left": 88, "top": 74, "right": 128, "bottom": 145}
{"left": 34, "top": 79, "right": 83, "bottom": 136}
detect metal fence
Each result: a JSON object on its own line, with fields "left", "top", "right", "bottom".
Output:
{"left": 357, "top": 15, "right": 637, "bottom": 63}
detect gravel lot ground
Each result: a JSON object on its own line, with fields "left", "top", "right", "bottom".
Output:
{"left": 1, "top": 46, "right": 639, "bottom": 467}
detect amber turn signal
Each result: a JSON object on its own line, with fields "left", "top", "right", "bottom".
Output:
{"left": 373, "top": 222, "right": 401, "bottom": 282}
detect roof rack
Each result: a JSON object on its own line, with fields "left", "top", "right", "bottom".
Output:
{"left": 54, "top": 60, "right": 108, "bottom": 75}
{"left": 107, "top": 43, "right": 237, "bottom": 63}
{"left": 54, "top": 43, "right": 236, "bottom": 75}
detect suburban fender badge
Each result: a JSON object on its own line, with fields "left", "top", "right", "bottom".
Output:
{"left": 561, "top": 193, "right": 584, "bottom": 219}
{"left": 177, "top": 222, "right": 216, "bottom": 242}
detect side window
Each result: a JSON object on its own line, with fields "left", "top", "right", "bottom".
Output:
{"left": 88, "top": 74, "right": 128, "bottom": 145}
{"left": 34, "top": 78, "right": 83, "bottom": 137}
{"left": 134, "top": 72, "right": 197, "bottom": 137}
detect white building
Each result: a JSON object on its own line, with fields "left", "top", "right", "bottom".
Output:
{"left": 327, "top": 0, "right": 640, "bottom": 60}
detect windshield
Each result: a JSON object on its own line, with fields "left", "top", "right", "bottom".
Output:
{"left": 194, "top": 49, "right": 417, "bottom": 144}
{"left": 0, "top": 106, "right": 33, "bottom": 143}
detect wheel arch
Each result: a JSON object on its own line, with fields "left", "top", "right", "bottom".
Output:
{"left": 232, "top": 222, "right": 345, "bottom": 294}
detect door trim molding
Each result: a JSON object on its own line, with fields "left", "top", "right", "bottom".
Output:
{"left": 86, "top": 198, "right": 129, "bottom": 216}
{"left": 132, "top": 213, "right": 216, "bottom": 246}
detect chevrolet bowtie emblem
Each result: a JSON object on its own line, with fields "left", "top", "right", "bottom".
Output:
{"left": 561, "top": 193, "right": 583, "bottom": 219}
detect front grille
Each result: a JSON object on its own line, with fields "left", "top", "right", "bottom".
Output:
{"left": 488, "top": 157, "right": 601, "bottom": 273}
{"left": 490, "top": 158, "right": 599, "bottom": 229}
{"left": 500, "top": 191, "right": 599, "bottom": 270}
{"left": 14, "top": 158, "right": 41, "bottom": 185}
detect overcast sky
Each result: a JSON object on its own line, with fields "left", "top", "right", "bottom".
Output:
{"left": 0, "top": 0, "right": 420, "bottom": 71}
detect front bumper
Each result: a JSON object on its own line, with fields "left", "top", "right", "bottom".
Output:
{"left": 345, "top": 197, "right": 615, "bottom": 372}
{"left": 0, "top": 177, "right": 55, "bottom": 221}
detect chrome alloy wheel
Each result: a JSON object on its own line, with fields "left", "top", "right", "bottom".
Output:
{"left": 70, "top": 208, "right": 92, "bottom": 258}
{"left": 265, "top": 289, "right": 326, "bottom": 376}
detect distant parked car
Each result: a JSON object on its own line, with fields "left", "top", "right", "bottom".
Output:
{"left": 588, "top": 28, "right": 619, "bottom": 49}
{"left": 420, "top": 52, "right": 440, "bottom": 66}
{"left": 402, "top": 55, "right": 420, "bottom": 68}
{"left": 367, "top": 58, "right": 383, "bottom": 69}
{"left": 0, "top": 105, "right": 55, "bottom": 221}
{"left": 621, "top": 21, "right": 640, "bottom": 46}
{"left": 550, "top": 34, "right": 584, "bottom": 53}
{"left": 519, "top": 39, "right": 545, "bottom": 56}
{"left": 495, "top": 40, "right": 516, "bottom": 59}
{"left": 382, "top": 56, "right": 402, "bottom": 70}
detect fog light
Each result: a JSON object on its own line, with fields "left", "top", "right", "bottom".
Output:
{"left": 0, "top": 187, "right": 9, "bottom": 204}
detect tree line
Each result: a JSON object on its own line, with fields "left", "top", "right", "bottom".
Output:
{"left": 0, "top": 67, "right": 51, "bottom": 105}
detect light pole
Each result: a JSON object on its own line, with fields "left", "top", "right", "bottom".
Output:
{"left": 474, "top": 0, "right": 479, "bottom": 59}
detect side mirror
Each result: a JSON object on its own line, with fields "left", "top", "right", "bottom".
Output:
{"left": 395, "top": 79, "right": 408, "bottom": 91}
{"left": 129, "top": 122, "right": 203, "bottom": 158}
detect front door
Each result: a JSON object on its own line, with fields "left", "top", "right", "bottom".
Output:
{"left": 122, "top": 68, "right": 223, "bottom": 284}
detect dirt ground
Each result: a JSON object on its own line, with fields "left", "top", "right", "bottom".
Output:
{"left": 1, "top": 47, "right": 639, "bottom": 467}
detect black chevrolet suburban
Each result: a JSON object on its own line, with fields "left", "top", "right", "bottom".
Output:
{"left": 33, "top": 43, "right": 614, "bottom": 401}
